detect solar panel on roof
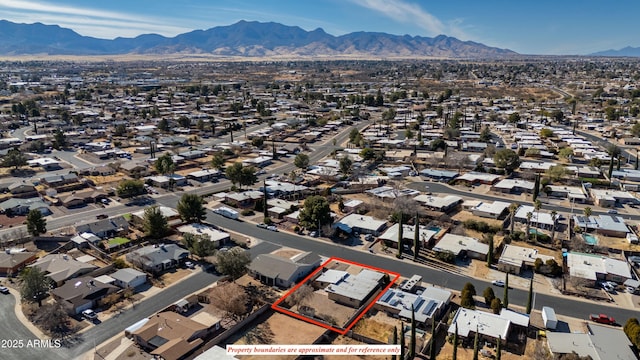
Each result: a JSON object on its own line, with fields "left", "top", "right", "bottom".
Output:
{"left": 422, "top": 300, "right": 437, "bottom": 315}
{"left": 413, "top": 297, "right": 424, "bottom": 310}
{"left": 380, "top": 290, "right": 394, "bottom": 303}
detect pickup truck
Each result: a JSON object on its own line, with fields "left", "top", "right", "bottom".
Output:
{"left": 590, "top": 314, "right": 615, "bottom": 325}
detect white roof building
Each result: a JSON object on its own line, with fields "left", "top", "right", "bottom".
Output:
{"left": 434, "top": 234, "right": 489, "bottom": 258}
{"left": 471, "top": 201, "right": 510, "bottom": 219}
{"left": 177, "top": 223, "right": 230, "bottom": 247}
{"left": 413, "top": 194, "right": 462, "bottom": 211}
{"left": 378, "top": 224, "right": 438, "bottom": 246}
{"left": 566, "top": 252, "right": 632, "bottom": 282}
{"left": 514, "top": 205, "right": 555, "bottom": 227}
{"left": 334, "top": 214, "right": 387, "bottom": 235}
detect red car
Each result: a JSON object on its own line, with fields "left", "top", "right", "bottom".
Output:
{"left": 590, "top": 314, "right": 615, "bottom": 325}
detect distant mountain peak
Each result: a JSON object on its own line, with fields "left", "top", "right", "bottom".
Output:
{"left": 591, "top": 46, "right": 640, "bottom": 57}
{"left": 0, "top": 19, "right": 517, "bottom": 58}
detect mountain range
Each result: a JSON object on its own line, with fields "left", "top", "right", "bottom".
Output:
{"left": 590, "top": 46, "right": 640, "bottom": 57}
{"left": 0, "top": 20, "right": 517, "bottom": 58}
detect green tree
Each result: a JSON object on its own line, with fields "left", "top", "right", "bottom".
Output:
{"left": 473, "top": 326, "right": 479, "bottom": 360}
{"left": 483, "top": 287, "right": 495, "bottom": 305}
{"left": 409, "top": 304, "right": 416, "bottom": 359}
{"left": 339, "top": 156, "right": 353, "bottom": 176}
{"left": 211, "top": 153, "right": 225, "bottom": 171}
{"left": 216, "top": 248, "right": 251, "bottom": 281}
{"left": 493, "top": 149, "right": 520, "bottom": 173}
{"left": 551, "top": 109, "right": 564, "bottom": 123}
{"left": 154, "top": 153, "right": 175, "bottom": 176}
{"left": 558, "top": 147, "right": 574, "bottom": 161}
{"left": 26, "top": 209, "right": 47, "bottom": 237}
{"left": 143, "top": 205, "right": 168, "bottom": 240}
{"left": 400, "top": 322, "right": 406, "bottom": 360}
{"left": 509, "top": 203, "right": 519, "bottom": 234}
{"left": 486, "top": 233, "right": 494, "bottom": 267}
{"left": 496, "top": 336, "right": 502, "bottom": 360}
{"left": 298, "top": 195, "right": 331, "bottom": 230}
{"left": 490, "top": 297, "right": 503, "bottom": 314}
{"left": 507, "top": 112, "right": 521, "bottom": 123}
{"left": 114, "top": 124, "right": 127, "bottom": 137}
{"left": 360, "top": 148, "right": 375, "bottom": 161}
{"left": 429, "top": 316, "right": 437, "bottom": 360}
{"left": 392, "top": 326, "right": 398, "bottom": 360}
{"left": 116, "top": 179, "right": 145, "bottom": 198}
{"left": 532, "top": 174, "right": 540, "bottom": 202}
{"left": 183, "top": 233, "right": 217, "bottom": 257}
{"left": 632, "top": 123, "right": 640, "bottom": 137}
{"left": 546, "top": 165, "right": 567, "bottom": 182}
{"left": 534, "top": 199, "right": 542, "bottom": 243}
{"left": 2, "top": 148, "right": 27, "bottom": 170}
{"left": 157, "top": 118, "right": 169, "bottom": 131}
{"left": 583, "top": 207, "right": 592, "bottom": 218}
{"left": 452, "top": 323, "right": 458, "bottom": 360}
{"left": 413, "top": 213, "right": 420, "bottom": 261}
{"left": 526, "top": 277, "right": 534, "bottom": 314}
{"left": 53, "top": 129, "right": 67, "bottom": 149}
{"left": 294, "top": 153, "right": 310, "bottom": 169}
{"left": 503, "top": 273, "right": 509, "bottom": 309}
{"left": 550, "top": 211, "right": 558, "bottom": 244}
{"left": 177, "top": 193, "right": 206, "bottom": 223}
{"left": 460, "top": 282, "right": 476, "bottom": 309}
{"left": 20, "top": 267, "right": 50, "bottom": 306}
{"left": 239, "top": 166, "right": 258, "bottom": 189}
{"left": 539, "top": 128, "right": 554, "bottom": 138}
{"left": 225, "top": 162, "right": 244, "bottom": 187}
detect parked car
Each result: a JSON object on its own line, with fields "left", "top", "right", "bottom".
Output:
{"left": 492, "top": 280, "right": 505, "bottom": 287}
{"left": 82, "top": 309, "right": 98, "bottom": 321}
{"left": 0, "top": 286, "right": 9, "bottom": 294}
{"left": 267, "top": 225, "right": 278, "bottom": 232}
{"left": 184, "top": 261, "right": 195, "bottom": 269}
{"left": 628, "top": 256, "right": 640, "bottom": 265}
{"left": 607, "top": 209, "right": 618, "bottom": 214}
{"left": 96, "top": 214, "right": 108, "bottom": 219}
{"left": 601, "top": 281, "right": 617, "bottom": 293}
{"left": 626, "top": 286, "right": 637, "bottom": 294}
{"left": 590, "top": 313, "right": 615, "bottom": 325}
{"left": 256, "top": 223, "right": 268, "bottom": 229}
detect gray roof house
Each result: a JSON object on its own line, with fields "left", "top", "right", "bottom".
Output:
{"left": 547, "top": 323, "right": 636, "bottom": 360}
{"left": 126, "top": 244, "right": 190, "bottom": 274}
{"left": 75, "top": 216, "right": 129, "bottom": 239}
{"left": 248, "top": 251, "right": 321, "bottom": 288}
{"left": 0, "top": 197, "right": 51, "bottom": 216}
{"left": 51, "top": 276, "right": 118, "bottom": 315}
{"left": 110, "top": 268, "right": 147, "bottom": 289}
{"left": 29, "top": 254, "right": 98, "bottom": 286}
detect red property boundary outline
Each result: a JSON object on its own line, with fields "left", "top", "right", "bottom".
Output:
{"left": 271, "top": 256, "right": 400, "bottom": 335}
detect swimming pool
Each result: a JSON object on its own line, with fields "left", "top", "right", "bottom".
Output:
{"left": 428, "top": 226, "right": 441, "bottom": 233}
{"left": 583, "top": 233, "right": 598, "bottom": 245}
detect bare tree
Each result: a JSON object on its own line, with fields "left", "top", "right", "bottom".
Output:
{"left": 287, "top": 284, "right": 315, "bottom": 308}
{"left": 208, "top": 282, "right": 249, "bottom": 321}
{"left": 244, "top": 323, "right": 275, "bottom": 344}
{"left": 393, "top": 196, "right": 420, "bottom": 216}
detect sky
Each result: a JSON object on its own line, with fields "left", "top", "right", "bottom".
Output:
{"left": 0, "top": 0, "right": 638, "bottom": 55}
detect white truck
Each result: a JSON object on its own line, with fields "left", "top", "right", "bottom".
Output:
{"left": 213, "top": 206, "right": 239, "bottom": 220}
{"left": 541, "top": 306, "right": 557, "bottom": 330}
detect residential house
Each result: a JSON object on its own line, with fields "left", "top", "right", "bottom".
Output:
{"left": 187, "top": 169, "right": 220, "bottom": 182}
{"left": 248, "top": 251, "right": 321, "bottom": 288}
{"left": 8, "top": 182, "right": 38, "bottom": 198}
{"left": 75, "top": 216, "right": 129, "bottom": 239}
{"left": 434, "top": 234, "right": 489, "bottom": 261}
{"left": 126, "top": 244, "right": 190, "bottom": 274}
{"left": 572, "top": 215, "right": 630, "bottom": 238}
{"left": 132, "top": 312, "right": 209, "bottom": 360}
{"left": 546, "top": 185, "right": 588, "bottom": 202}
{"left": 224, "top": 191, "right": 263, "bottom": 208}
{"left": 378, "top": 223, "right": 438, "bottom": 249}
{"left": 448, "top": 308, "right": 529, "bottom": 351}
{"left": 110, "top": 268, "right": 147, "bottom": 289}
{"left": 315, "top": 268, "right": 385, "bottom": 308}
{"left": 375, "top": 286, "right": 451, "bottom": 326}
{"left": 177, "top": 223, "right": 230, "bottom": 248}
{"left": 514, "top": 205, "right": 556, "bottom": 231}
{"left": 342, "top": 199, "right": 364, "bottom": 213}
{"left": 0, "top": 197, "right": 51, "bottom": 216}
{"left": 333, "top": 214, "right": 387, "bottom": 236}
{"left": 145, "top": 175, "right": 187, "bottom": 189}
{"left": 419, "top": 169, "right": 459, "bottom": 182}
{"left": 413, "top": 194, "right": 462, "bottom": 212}
{"left": 471, "top": 201, "right": 510, "bottom": 219}
{"left": 51, "top": 277, "right": 118, "bottom": 315}
{"left": 29, "top": 254, "right": 98, "bottom": 286}
{"left": 566, "top": 252, "right": 632, "bottom": 285}
{"left": 498, "top": 245, "right": 555, "bottom": 275}
{"left": 0, "top": 250, "right": 36, "bottom": 276}
{"left": 590, "top": 189, "right": 640, "bottom": 207}
{"left": 546, "top": 323, "right": 636, "bottom": 360}
{"left": 120, "top": 162, "right": 150, "bottom": 178}
{"left": 455, "top": 172, "right": 501, "bottom": 185}
{"left": 41, "top": 173, "right": 80, "bottom": 188}
{"left": 491, "top": 179, "right": 535, "bottom": 194}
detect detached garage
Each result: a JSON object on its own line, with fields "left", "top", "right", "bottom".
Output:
{"left": 111, "top": 268, "right": 147, "bottom": 289}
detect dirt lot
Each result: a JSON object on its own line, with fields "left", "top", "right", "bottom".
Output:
{"left": 232, "top": 312, "right": 327, "bottom": 360}
{"left": 289, "top": 290, "right": 356, "bottom": 328}
{"left": 452, "top": 211, "right": 505, "bottom": 228}
{"left": 352, "top": 311, "right": 400, "bottom": 343}
{"left": 438, "top": 337, "right": 536, "bottom": 360}
{"left": 326, "top": 335, "right": 389, "bottom": 360}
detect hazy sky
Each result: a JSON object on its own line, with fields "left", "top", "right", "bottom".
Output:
{"left": 0, "top": 0, "right": 636, "bottom": 55}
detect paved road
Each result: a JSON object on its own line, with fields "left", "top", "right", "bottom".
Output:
{"left": 0, "top": 290, "right": 50, "bottom": 360}
{"left": 205, "top": 214, "right": 640, "bottom": 327}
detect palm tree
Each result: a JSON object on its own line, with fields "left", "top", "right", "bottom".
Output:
{"left": 533, "top": 200, "right": 542, "bottom": 243}
{"left": 508, "top": 203, "right": 519, "bottom": 235}
{"left": 526, "top": 212, "right": 533, "bottom": 241}
{"left": 583, "top": 207, "right": 592, "bottom": 218}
